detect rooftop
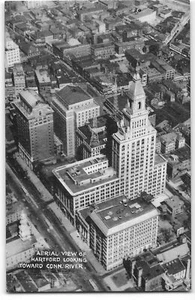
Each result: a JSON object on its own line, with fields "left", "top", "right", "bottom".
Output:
{"left": 15, "top": 271, "right": 37, "bottom": 292}
{"left": 6, "top": 235, "right": 36, "bottom": 258}
{"left": 154, "top": 154, "right": 167, "bottom": 165}
{"left": 80, "top": 193, "right": 158, "bottom": 236}
{"left": 53, "top": 155, "right": 118, "bottom": 195}
{"left": 165, "top": 145, "right": 190, "bottom": 163}
{"left": 19, "top": 89, "right": 43, "bottom": 108}
{"left": 56, "top": 85, "right": 92, "bottom": 107}
{"left": 154, "top": 242, "right": 189, "bottom": 263}
{"left": 35, "top": 69, "right": 51, "bottom": 84}
{"left": 160, "top": 132, "right": 177, "bottom": 144}
{"left": 163, "top": 258, "right": 185, "bottom": 275}
{"left": 165, "top": 195, "right": 184, "bottom": 210}
{"left": 134, "top": 252, "right": 165, "bottom": 280}
{"left": 28, "top": 269, "right": 49, "bottom": 289}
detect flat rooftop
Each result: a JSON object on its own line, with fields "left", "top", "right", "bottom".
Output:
{"left": 53, "top": 155, "right": 118, "bottom": 195}
{"left": 165, "top": 145, "right": 190, "bottom": 163}
{"left": 155, "top": 154, "right": 167, "bottom": 165}
{"left": 6, "top": 235, "right": 36, "bottom": 258}
{"left": 56, "top": 85, "right": 92, "bottom": 106}
{"left": 80, "top": 194, "right": 158, "bottom": 236}
{"left": 35, "top": 69, "right": 51, "bottom": 84}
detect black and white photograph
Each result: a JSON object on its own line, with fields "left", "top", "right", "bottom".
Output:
{"left": 5, "top": 0, "right": 191, "bottom": 293}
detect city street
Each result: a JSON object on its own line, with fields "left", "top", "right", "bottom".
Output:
{"left": 6, "top": 161, "right": 109, "bottom": 292}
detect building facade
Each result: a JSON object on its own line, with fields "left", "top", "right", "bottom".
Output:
{"left": 77, "top": 195, "right": 159, "bottom": 270}
{"left": 112, "top": 72, "right": 167, "bottom": 200}
{"left": 53, "top": 155, "right": 121, "bottom": 224}
{"left": 51, "top": 85, "right": 100, "bottom": 157}
{"left": 13, "top": 63, "right": 26, "bottom": 98}
{"left": 5, "top": 38, "right": 21, "bottom": 69}
{"left": 76, "top": 115, "right": 108, "bottom": 159}
{"left": 14, "top": 89, "right": 54, "bottom": 169}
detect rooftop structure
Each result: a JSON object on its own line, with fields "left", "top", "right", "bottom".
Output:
{"left": 53, "top": 154, "right": 117, "bottom": 195}
{"left": 77, "top": 193, "right": 159, "bottom": 270}
{"left": 56, "top": 85, "right": 92, "bottom": 108}
{"left": 80, "top": 194, "right": 158, "bottom": 236}
{"left": 35, "top": 69, "right": 51, "bottom": 84}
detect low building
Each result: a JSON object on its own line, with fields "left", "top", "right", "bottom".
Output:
{"left": 162, "top": 258, "right": 186, "bottom": 291}
{"left": 124, "top": 240, "right": 191, "bottom": 291}
{"left": 13, "top": 63, "right": 26, "bottom": 97}
{"left": 125, "top": 9, "right": 157, "bottom": 25}
{"left": 151, "top": 59, "right": 176, "bottom": 80}
{"left": 91, "top": 43, "right": 115, "bottom": 59}
{"left": 5, "top": 37, "right": 21, "bottom": 69}
{"left": 165, "top": 146, "right": 190, "bottom": 180}
{"left": 53, "top": 41, "right": 91, "bottom": 60}
{"left": 160, "top": 132, "right": 185, "bottom": 154}
{"left": 76, "top": 115, "right": 109, "bottom": 159}
{"left": 124, "top": 252, "right": 164, "bottom": 291}
{"left": 19, "top": 42, "right": 40, "bottom": 57}
{"left": 6, "top": 218, "right": 38, "bottom": 271}
{"left": 5, "top": 71, "right": 14, "bottom": 102}
{"left": 165, "top": 196, "right": 184, "bottom": 218}
{"left": 34, "top": 69, "right": 51, "bottom": 103}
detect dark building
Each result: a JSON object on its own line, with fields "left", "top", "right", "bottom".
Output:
{"left": 14, "top": 89, "right": 54, "bottom": 169}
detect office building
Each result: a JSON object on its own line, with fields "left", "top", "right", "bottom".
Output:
{"left": 53, "top": 155, "right": 121, "bottom": 224}
{"left": 14, "top": 89, "right": 54, "bottom": 169}
{"left": 53, "top": 71, "right": 167, "bottom": 224}
{"left": 51, "top": 85, "right": 100, "bottom": 157}
{"left": 5, "top": 38, "right": 21, "bottom": 69}
{"left": 76, "top": 194, "right": 159, "bottom": 270}
{"left": 112, "top": 71, "right": 167, "bottom": 200}
{"left": 13, "top": 63, "right": 26, "bottom": 97}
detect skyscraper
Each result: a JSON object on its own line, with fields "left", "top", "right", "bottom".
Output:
{"left": 112, "top": 71, "right": 167, "bottom": 199}
{"left": 14, "top": 89, "right": 54, "bottom": 169}
{"left": 53, "top": 71, "right": 167, "bottom": 225}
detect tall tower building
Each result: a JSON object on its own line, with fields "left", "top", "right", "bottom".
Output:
{"left": 14, "top": 89, "right": 55, "bottom": 169}
{"left": 112, "top": 71, "right": 167, "bottom": 199}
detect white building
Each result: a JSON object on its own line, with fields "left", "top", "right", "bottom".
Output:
{"left": 53, "top": 155, "right": 121, "bottom": 224}
{"left": 5, "top": 38, "right": 21, "bottom": 69}
{"left": 25, "top": 1, "right": 48, "bottom": 9}
{"left": 77, "top": 195, "right": 159, "bottom": 270}
{"left": 53, "top": 71, "right": 167, "bottom": 225}
{"left": 112, "top": 72, "right": 167, "bottom": 200}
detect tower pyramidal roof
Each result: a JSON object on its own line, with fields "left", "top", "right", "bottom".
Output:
{"left": 128, "top": 71, "right": 145, "bottom": 101}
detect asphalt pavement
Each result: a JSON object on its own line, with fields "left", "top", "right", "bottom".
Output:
{"left": 6, "top": 161, "right": 109, "bottom": 292}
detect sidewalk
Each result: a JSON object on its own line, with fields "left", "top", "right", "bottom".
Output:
{"left": 48, "top": 202, "right": 106, "bottom": 275}
{"left": 14, "top": 153, "right": 53, "bottom": 202}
